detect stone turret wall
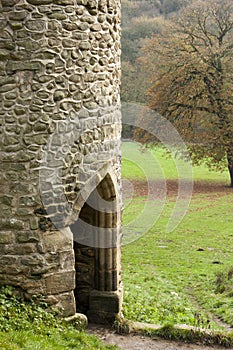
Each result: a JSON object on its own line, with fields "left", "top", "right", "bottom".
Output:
{"left": 0, "top": 0, "right": 122, "bottom": 322}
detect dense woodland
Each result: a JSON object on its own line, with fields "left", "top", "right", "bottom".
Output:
{"left": 121, "top": 0, "right": 191, "bottom": 103}
{"left": 120, "top": 0, "right": 192, "bottom": 138}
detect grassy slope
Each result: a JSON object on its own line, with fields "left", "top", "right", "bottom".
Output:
{"left": 122, "top": 142, "right": 233, "bottom": 329}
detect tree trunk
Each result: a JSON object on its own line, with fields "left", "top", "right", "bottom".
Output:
{"left": 227, "top": 151, "right": 233, "bottom": 187}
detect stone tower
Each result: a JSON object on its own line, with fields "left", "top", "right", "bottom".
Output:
{"left": 0, "top": 0, "right": 122, "bottom": 323}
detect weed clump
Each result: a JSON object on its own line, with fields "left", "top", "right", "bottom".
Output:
{"left": 0, "top": 285, "right": 64, "bottom": 334}
{"left": 215, "top": 267, "right": 233, "bottom": 295}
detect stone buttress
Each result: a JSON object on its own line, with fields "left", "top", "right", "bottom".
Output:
{"left": 0, "top": 0, "right": 122, "bottom": 323}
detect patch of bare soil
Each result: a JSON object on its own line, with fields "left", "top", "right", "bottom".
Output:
{"left": 123, "top": 180, "right": 232, "bottom": 199}
{"left": 88, "top": 324, "right": 228, "bottom": 350}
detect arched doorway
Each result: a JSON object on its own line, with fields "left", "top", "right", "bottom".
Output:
{"left": 70, "top": 174, "right": 122, "bottom": 323}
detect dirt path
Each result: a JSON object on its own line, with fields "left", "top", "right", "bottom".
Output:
{"left": 88, "top": 324, "right": 230, "bottom": 350}
{"left": 123, "top": 179, "right": 232, "bottom": 199}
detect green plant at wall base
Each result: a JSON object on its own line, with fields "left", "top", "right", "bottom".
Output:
{"left": 0, "top": 286, "right": 118, "bottom": 350}
{"left": 0, "top": 286, "right": 61, "bottom": 333}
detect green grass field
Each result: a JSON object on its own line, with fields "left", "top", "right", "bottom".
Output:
{"left": 0, "top": 330, "right": 118, "bottom": 350}
{"left": 121, "top": 141, "right": 233, "bottom": 330}
{"left": 122, "top": 141, "right": 230, "bottom": 183}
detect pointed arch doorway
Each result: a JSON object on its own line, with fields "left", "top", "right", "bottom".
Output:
{"left": 70, "top": 173, "right": 122, "bottom": 323}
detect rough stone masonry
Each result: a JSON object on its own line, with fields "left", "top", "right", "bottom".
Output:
{"left": 0, "top": 0, "right": 122, "bottom": 323}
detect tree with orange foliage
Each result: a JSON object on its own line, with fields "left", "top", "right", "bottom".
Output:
{"left": 135, "top": 0, "right": 233, "bottom": 186}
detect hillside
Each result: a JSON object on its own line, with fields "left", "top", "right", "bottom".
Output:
{"left": 121, "top": 0, "right": 192, "bottom": 103}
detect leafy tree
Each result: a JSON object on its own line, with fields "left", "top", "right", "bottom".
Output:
{"left": 136, "top": 0, "right": 233, "bottom": 186}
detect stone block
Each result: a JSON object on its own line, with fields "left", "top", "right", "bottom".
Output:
{"left": 48, "top": 12, "right": 67, "bottom": 20}
{"left": 53, "top": 291, "right": 76, "bottom": 317}
{"left": 17, "top": 231, "right": 40, "bottom": 243}
{"left": 5, "top": 91, "right": 17, "bottom": 99}
{"left": 62, "top": 22, "right": 78, "bottom": 31}
{"left": 42, "top": 230, "right": 73, "bottom": 253}
{"left": 6, "top": 61, "right": 41, "bottom": 72}
{"left": 22, "top": 280, "right": 46, "bottom": 295}
{"left": 0, "top": 232, "right": 15, "bottom": 244}
{"left": 45, "top": 270, "right": 75, "bottom": 294}
{"left": 89, "top": 289, "right": 122, "bottom": 313}
{"left": 19, "top": 196, "right": 38, "bottom": 207}
{"left": 69, "top": 74, "right": 81, "bottom": 83}
{"left": 0, "top": 77, "right": 16, "bottom": 86}
{"left": 64, "top": 313, "right": 88, "bottom": 329}
{"left": 27, "top": 0, "right": 53, "bottom": 4}
{"left": 29, "top": 218, "right": 39, "bottom": 230}
{"left": 62, "top": 38, "right": 77, "bottom": 48}
{"left": 34, "top": 122, "right": 48, "bottom": 132}
{"left": 0, "top": 218, "right": 24, "bottom": 230}
{"left": 9, "top": 11, "right": 28, "bottom": 21}
{"left": 16, "top": 208, "right": 30, "bottom": 216}
{"left": 76, "top": 22, "right": 89, "bottom": 31}
{"left": 23, "top": 134, "right": 47, "bottom": 146}
{"left": 54, "top": 0, "right": 75, "bottom": 4}
{"left": 0, "top": 83, "right": 16, "bottom": 92}
{"left": 79, "top": 41, "right": 91, "bottom": 50}
{"left": 1, "top": 0, "right": 20, "bottom": 5}
{"left": 6, "top": 243, "right": 37, "bottom": 255}
{"left": 59, "top": 250, "right": 75, "bottom": 270}
{"left": 88, "top": 288, "right": 123, "bottom": 324}
{"left": 0, "top": 195, "right": 13, "bottom": 207}
{"left": 14, "top": 107, "right": 26, "bottom": 116}
{"left": 53, "top": 89, "right": 66, "bottom": 101}
{"left": 21, "top": 253, "right": 46, "bottom": 267}
{"left": 0, "top": 256, "right": 26, "bottom": 275}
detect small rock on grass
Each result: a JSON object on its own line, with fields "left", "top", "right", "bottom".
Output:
{"left": 64, "top": 313, "right": 88, "bottom": 329}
